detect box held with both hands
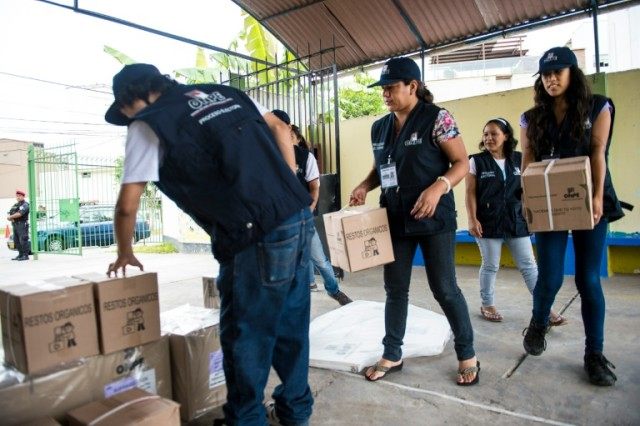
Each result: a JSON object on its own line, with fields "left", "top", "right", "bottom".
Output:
{"left": 521, "top": 156, "right": 594, "bottom": 232}
{"left": 322, "top": 206, "right": 394, "bottom": 272}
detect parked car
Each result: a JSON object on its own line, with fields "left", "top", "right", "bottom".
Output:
{"left": 6, "top": 205, "right": 151, "bottom": 252}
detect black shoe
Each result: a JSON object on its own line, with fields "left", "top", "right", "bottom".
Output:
{"left": 522, "top": 318, "right": 547, "bottom": 356}
{"left": 11, "top": 255, "right": 21, "bottom": 260}
{"left": 212, "top": 419, "right": 227, "bottom": 426}
{"left": 584, "top": 352, "right": 617, "bottom": 386}
{"left": 16, "top": 256, "right": 28, "bottom": 261}
{"left": 330, "top": 290, "right": 353, "bottom": 306}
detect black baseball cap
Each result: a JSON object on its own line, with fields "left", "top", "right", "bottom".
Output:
{"left": 368, "top": 57, "right": 422, "bottom": 88}
{"left": 271, "top": 109, "right": 291, "bottom": 125}
{"left": 536, "top": 46, "right": 578, "bottom": 75}
{"left": 105, "top": 63, "right": 162, "bottom": 126}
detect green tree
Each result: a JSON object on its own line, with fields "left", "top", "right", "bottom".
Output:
{"left": 338, "top": 73, "right": 386, "bottom": 120}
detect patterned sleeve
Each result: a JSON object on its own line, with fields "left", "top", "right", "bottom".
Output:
{"left": 519, "top": 113, "right": 528, "bottom": 129}
{"left": 432, "top": 109, "right": 460, "bottom": 145}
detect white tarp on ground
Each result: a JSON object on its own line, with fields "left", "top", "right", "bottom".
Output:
{"left": 310, "top": 300, "right": 452, "bottom": 373}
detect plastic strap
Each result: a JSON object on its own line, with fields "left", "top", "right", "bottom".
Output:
{"left": 543, "top": 160, "right": 556, "bottom": 229}
{"left": 88, "top": 395, "right": 161, "bottom": 425}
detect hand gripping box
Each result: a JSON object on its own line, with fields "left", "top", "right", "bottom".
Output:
{"left": 161, "top": 304, "right": 226, "bottom": 421}
{"left": 0, "top": 276, "right": 99, "bottom": 374}
{"left": 521, "top": 156, "right": 594, "bottom": 232}
{"left": 74, "top": 272, "right": 161, "bottom": 354}
{"left": 322, "top": 207, "right": 394, "bottom": 272}
{"left": 67, "top": 387, "right": 180, "bottom": 426}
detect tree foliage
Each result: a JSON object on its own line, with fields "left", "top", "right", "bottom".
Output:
{"left": 338, "top": 73, "right": 386, "bottom": 120}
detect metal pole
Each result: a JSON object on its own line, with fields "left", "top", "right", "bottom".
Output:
{"left": 592, "top": 0, "right": 601, "bottom": 73}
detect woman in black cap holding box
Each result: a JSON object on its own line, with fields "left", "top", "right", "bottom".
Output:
{"left": 350, "top": 57, "right": 479, "bottom": 385}
{"left": 520, "top": 46, "right": 625, "bottom": 386}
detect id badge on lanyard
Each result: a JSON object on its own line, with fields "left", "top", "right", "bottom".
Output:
{"left": 380, "top": 156, "right": 398, "bottom": 189}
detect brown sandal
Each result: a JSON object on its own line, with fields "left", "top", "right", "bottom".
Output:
{"left": 364, "top": 361, "right": 403, "bottom": 382}
{"left": 480, "top": 306, "right": 503, "bottom": 322}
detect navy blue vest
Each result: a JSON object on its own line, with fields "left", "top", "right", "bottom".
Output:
{"left": 294, "top": 145, "right": 310, "bottom": 191}
{"left": 371, "top": 101, "right": 457, "bottom": 236}
{"left": 134, "top": 84, "right": 311, "bottom": 260}
{"left": 471, "top": 151, "right": 529, "bottom": 238}
{"left": 528, "top": 94, "right": 624, "bottom": 222}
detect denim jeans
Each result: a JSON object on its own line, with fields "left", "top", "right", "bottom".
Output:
{"left": 475, "top": 236, "right": 538, "bottom": 306}
{"left": 307, "top": 228, "right": 339, "bottom": 295}
{"left": 532, "top": 220, "right": 608, "bottom": 354}
{"left": 217, "top": 209, "right": 315, "bottom": 426}
{"left": 382, "top": 231, "right": 475, "bottom": 361}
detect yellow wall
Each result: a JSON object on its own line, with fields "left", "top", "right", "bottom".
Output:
{"left": 339, "top": 69, "right": 640, "bottom": 234}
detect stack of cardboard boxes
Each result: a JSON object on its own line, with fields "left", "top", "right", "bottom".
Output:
{"left": 0, "top": 271, "right": 226, "bottom": 425}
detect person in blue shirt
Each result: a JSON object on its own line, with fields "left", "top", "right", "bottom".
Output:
{"left": 272, "top": 109, "right": 353, "bottom": 306}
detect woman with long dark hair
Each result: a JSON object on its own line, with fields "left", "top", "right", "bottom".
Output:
{"left": 520, "top": 47, "right": 624, "bottom": 386}
{"left": 465, "top": 118, "right": 566, "bottom": 325}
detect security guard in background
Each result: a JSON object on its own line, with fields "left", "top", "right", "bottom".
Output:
{"left": 7, "top": 189, "right": 30, "bottom": 261}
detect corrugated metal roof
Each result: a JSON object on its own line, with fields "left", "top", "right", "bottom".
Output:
{"left": 232, "top": 0, "right": 637, "bottom": 71}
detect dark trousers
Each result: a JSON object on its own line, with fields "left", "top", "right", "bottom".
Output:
{"left": 218, "top": 209, "right": 314, "bottom": 426}
{"left": 13, "top": 221, "right": 29, "bottom": 257}
{"left": 533, "top": 220, "right": 608, "bottom": 354}
{"left": 382, "top": 230, "right": 475, "bottom": 361}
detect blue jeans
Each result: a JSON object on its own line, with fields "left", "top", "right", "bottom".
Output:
{"left": 217, "top": 209, "right": 315, "bottom": 426}
{"left": 382, "top": 231, "right": 475, "bottom": 361}
{"left": 476, "top": 236, "right": 538, "bottom": 306}
{"left": 307, "top": 228, "right": 340, "bottom": 295}
{"left": 532, "top": 220, "right": 608, "bottom": 354}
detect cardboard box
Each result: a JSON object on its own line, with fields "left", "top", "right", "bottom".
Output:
{"left": 87, "top": 335, "right": 172, "bottom": 401}
{"left": 0, "top": 356, "right": 93, "bottom": 425}
{"left": 521, "top": 156, "right": 594, "bottom": 232}
{"left": 0, "top": 337, "right": 171, "bottom": 425}
{"left": 0, "top": 276, "right": 99, "bottom": 374}
{"left": 161, "top": 305, "right": 226, "bottom": 421}
{"left": 203, "top": 276, "right": 220, "bottom": 309}
{"left": 74, "top": 272, "right": 161, "bottom": 354}
{"left": 20, "top": 417, "right": 61, "bottom": 426}
{"left": 322, "top": 207, "right": 394, "bottom": 272}
{"left": 67, "top": 387, "right": 180, "bottom": 426}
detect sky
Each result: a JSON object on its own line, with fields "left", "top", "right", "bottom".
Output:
{"left": 0, "top": 0, "right": 245, "bottom": 155}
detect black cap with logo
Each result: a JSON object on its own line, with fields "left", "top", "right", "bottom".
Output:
{"left": 368, "top": 57, "right": 422, "bottom": 88}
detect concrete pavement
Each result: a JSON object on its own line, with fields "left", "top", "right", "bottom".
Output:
{"left": 1, "top": 240, "right": 639, "bottom": 425}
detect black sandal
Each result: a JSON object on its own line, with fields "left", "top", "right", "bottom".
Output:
{"left": 456, "top": 361, "right": 480, "bottom": 386}
{"left": 364, "top": 361, "right": 404, "bottom": 382}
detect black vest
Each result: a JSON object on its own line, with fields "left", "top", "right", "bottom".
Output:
{"left": 294, "top": 145, "right": 310, "bottom": 191}
{"left": 134, "top": 84, "right": 311, "bottom": 260}
{"left": 528, "top": 94, "right": 624, "bottom": 222}
{"left": 471, "top": 151, "right": 528, "bottom": 238}
{"left": 372, "top": 101, "right": 457, "bottom": 236}
{"left": 9, "top": 200, "right": 29, "bottom": 222}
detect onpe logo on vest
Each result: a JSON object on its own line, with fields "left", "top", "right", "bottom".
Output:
{"left": 48, "top": 322, "right": 77, "bottom": 353}
{"left": 185, "top": 89, "right": 231, "bottom": 111}
{"left": 404, "top": 132, "right": 422, "bottom": 146}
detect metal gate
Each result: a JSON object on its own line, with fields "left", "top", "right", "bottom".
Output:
{"left": 220, "top": 48, "right": 341, "bottom": 185}
{"left": 27, "top": 144, "right": 162, "bottom": 256}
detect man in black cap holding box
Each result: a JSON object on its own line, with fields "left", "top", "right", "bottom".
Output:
{"left": 7, "top": 189, "right": 30, "bottom": 261}
{"left": 104, "top": 63, "right": 314, "bottom": 425}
